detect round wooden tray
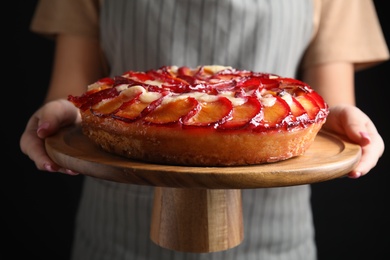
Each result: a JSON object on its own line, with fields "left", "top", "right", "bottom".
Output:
{"left": 45, "top": 125, "right": 361, "bottom": 189}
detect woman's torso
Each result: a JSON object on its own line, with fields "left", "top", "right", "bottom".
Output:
{"left": 71, "top": 1, "right": 317, "bottom": 259}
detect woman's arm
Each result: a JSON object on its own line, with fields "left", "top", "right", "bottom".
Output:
{"left": 302, "top": 62, "right": 355, "bottom": 107}
{"left": 45, "top": 34, "right": 107, "bottom": 101}
{"left": 20, "top": 34, "right": 107, "bottom": 174}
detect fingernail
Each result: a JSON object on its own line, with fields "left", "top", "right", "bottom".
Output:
{"left": 44, "top": 163, "right": 79, "bottom": 175}
{"left": 64, "top": 169, "right": 80, "bottom": 176}
{"left": 44, "top": 163, "right": 56, "bottom": 172}
{"left": 348, "top": 171, "right": 361, "bottom": 179}
{"left": 57, "top": 168, "right": 80, "bottom": 175}
{"left": 37, "top": 122, "right": 50, "bottom": 135}
{"left": 359, "top": 131, "right": 371, "bottom": 141}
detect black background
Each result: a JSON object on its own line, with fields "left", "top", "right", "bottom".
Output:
{"left": 5, "top": 1, "right": 389, "bottom": 259}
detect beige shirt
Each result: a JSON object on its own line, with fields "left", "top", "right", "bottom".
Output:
{"left": 29, "top": 1, "right": 390, "bottom": 260}
{"left": 31, "top": 0, "right": 389, "bottom": 71}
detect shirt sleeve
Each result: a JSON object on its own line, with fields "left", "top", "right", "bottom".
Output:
{"left": 30, "top": 0, "right": 101, "bottom": 39}
{"left": 302, "top": 0, "right": 389, "bottom": 71}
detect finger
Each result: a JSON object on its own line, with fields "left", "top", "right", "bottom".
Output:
{"left": 325, "top": 106, "right": 384, "bottom": 178}
{"left": 348, "top": 130, "right": 384, "bottom": 178}
{"left": 347, "top": 121, "right": 384, "bottom": 178}
{"left": 37, "top": 100, "right": 81, "bottom": 138}
{"left": 332, "top": 106, "right": 369, "bottom": 144}
{"left": 20, "top": 119, "right": 54, "bottom": 171}
{"left": 21, "top": 128, "right": 80, "bottom": 175}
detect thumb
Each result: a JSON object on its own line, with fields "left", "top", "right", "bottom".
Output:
{"left": 37, "top": 99, "right": 81, "bottom": 138}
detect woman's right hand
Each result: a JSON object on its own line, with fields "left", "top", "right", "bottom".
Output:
{"left": 20, "top": 99, "right": 81, "bottom": 175}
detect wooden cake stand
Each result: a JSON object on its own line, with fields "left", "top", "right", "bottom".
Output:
{"left": 45, "top": 126, "right": 361, "bottom": 253}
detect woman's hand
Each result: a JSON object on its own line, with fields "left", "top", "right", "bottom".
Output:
{"left": 322, "top": 104, "right": 385, "bottom": 178}
{"left": 20, "top": 99, "right": 81, "bottom": 175}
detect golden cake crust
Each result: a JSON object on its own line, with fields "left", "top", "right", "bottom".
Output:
{"left": 69, "top": 65, "right": 329, "bottom": 166}
{"left": 81, "top": 110, "right": 323, "bottom": 166}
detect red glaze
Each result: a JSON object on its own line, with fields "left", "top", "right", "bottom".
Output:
{"left": 68, "top": 65, "right": 329, "bottom": 131}
{"left": 219, "top": 97, "right": 262, "bottom": 129}
{"left": 144, "top": 97, "right": 199, "bottom": 124}
{"left": 182, "top": 96, "right": 233, "bottom": 127}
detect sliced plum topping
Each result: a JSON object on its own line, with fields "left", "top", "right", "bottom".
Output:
{"left": 68, "top": 65, "right": 328, "bottom": 129}
{"left": 259, "top": 95, "right": 291, "bottom": 128}
{"left": 97, "top": 77, "right": 115, "bottom": 85}
{"left": 124, "top": 71, "right": 154, "bottom": 82}
{"left": 295, "top": 95, "right": 320, "bottom": 120}
{"left": 112, "top": 99, "right": 150, "bottom": 122}
{"left": 288, "top": 96, "right": 308, "bottom": 119}
{"left": 183, "top": 96, "right": 233, "bottom": 127}
{"left": 306, "top": 92, "right": 327, "bottom": 109}
{"left": 218, "top": 97, "right": 262, "bottom": 129}
{"left": 68, "top": 87, "right": 120, "bottom": 111}
{"left": 144, "top": 97, "right": 199, "bottom": 124}
{"left": 91, "top": 87, "right": 143, "bottom": 117}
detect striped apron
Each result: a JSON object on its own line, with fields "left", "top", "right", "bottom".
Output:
{"left": 71, "top": 0, "right": 316, "bottom": 259}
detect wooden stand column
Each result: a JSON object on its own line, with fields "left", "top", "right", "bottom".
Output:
{"left": 150, "top": 187, "right": 244, "bottom": 253}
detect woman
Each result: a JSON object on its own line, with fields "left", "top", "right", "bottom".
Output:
{"left": 21, "top": 0, "right": 388, "bottom": 259}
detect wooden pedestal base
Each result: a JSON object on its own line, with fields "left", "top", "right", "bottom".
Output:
{"left": 45, "top": 127, "right": 361, "bottom": 253}
{"left": 150, "top": 187, "right": 244, "bottom": 253}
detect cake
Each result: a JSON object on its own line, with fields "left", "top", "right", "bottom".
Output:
{"left": 68, "top": 65, "right": 329, "bottom": 166}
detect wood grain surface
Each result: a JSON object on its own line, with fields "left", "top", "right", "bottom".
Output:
{"left": 45, "top": 125, "right": 361, "bottom": 189}
{"left": 45, "top": 125, "right": 362, "bottom": 252}
{"left": 150, "top": 187, "right": 243, "bottom": 252}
